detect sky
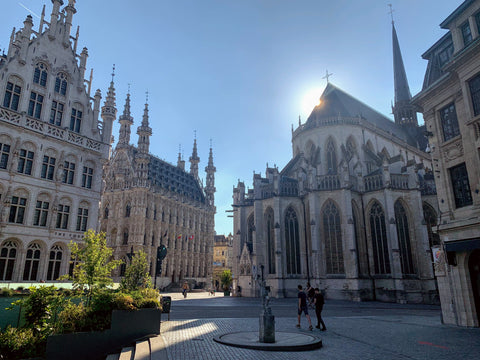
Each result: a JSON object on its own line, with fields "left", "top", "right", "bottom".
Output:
{"left": 1, "top": 0, "right": 461, "bottom": 236}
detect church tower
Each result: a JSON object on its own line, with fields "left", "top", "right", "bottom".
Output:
{"left": 205, "top": 144, "right": 216, "bottom": 209}
{"left": 101, "top": 72, "right": 117, "bottom": 146}
{"left": 391, "top": 19, "right": 418, "bottom": 127}
{"left": 136, "top": 99, "right": 152, "bottom": 183}
{"left": 117, "top": 92, "right": 133, "bottom": 148}
{"left": 189, "top": 138, "right": 200, "bottom": 181}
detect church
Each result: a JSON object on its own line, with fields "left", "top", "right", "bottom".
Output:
{"left": 232, "top": 21, "right": 439, "bottom": 303}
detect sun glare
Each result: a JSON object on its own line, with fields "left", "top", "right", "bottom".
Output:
{"left": 301, "top": 87, "right": 323, "bottom": 118}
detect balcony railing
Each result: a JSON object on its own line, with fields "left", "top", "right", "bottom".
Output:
{"left": 390, "top": 174, "right": 409, "bottom": 190}
{"left": 364, "top": 174, "right": 383, "bottom": 192}
{"left": 317, "top": 174, "right": 341, "bottom": 190}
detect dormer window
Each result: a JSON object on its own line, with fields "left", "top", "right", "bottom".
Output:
{"left": 461, "top": 22, "right": 473, "bottom": 46}
{"left": 33, "top": 63, "right": 48, "bottom": 87}
{"left": 54, "top": 72, "right": 67, "bottom": 96}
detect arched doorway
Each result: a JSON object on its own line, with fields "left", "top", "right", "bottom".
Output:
{"left": 469, "top": 250, "right": 480, "bottom": 324}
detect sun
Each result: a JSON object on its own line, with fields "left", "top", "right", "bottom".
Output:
{"left": 301, "top": 87, "right": 323, "bottom": 118}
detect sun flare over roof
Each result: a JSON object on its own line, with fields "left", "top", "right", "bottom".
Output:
{"left": 301, "top": 86, "right": 323, "bottom": 118}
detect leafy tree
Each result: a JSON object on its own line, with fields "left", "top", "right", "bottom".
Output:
{"left": 67, "top": 230, "right": 122, "bottom": 304}
{"left": 120, "top": 250, "right": 152, "bottom": 291}
{"left": 220, "top": 270, "right": 233, "bottom": 291}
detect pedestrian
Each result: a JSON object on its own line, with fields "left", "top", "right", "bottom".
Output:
{"left": 296, "top": 284, "right": 313, "bottom": 330}
{"left": 306, "top": 282, "right": 315, "bottom": 308}
{"left": 182, "top": 281, "right": 189, "bottom": 298}
{"left": 314, "top": 288, "right": 326, "bottom": 331}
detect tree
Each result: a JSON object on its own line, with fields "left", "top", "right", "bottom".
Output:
{"left": 68, "top": 230, "right": 122, "bottom": 303}
{"left": 220, "top": 270, "right": 232, "bottom": 291}
{"left": 120, "top": 250, "right": 151, "bottom": 291}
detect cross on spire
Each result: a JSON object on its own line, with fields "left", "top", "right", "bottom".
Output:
{"left": 388, "top": 4, "right": 395, "bottom": 24}
{"left": 111, "top": 64, "right": 115, "bottom": 82}
{"left": 145, "top": 89, "right": 149, "bottom": 104}
{"left": 323, "top": 69, "right": 333, "bottom": 83}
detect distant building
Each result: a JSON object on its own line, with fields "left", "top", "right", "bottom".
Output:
{"left": 212, "top": 234, "right": 233, "bottom": 289}
{"left": 0, "top": 0, "right": 113, "bottom": 282}
{"left": 413, "top": 0, "right": 480, "bottom": 327}
{"left": 232, "top": 20, "right": 439, "bottom": 303}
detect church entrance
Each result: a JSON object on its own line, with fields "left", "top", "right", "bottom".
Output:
{"left": 468, "top": 249, "right": 480, "bottom": 324}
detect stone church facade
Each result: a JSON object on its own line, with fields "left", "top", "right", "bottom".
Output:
{"left": 232, "top": 22, "right": 439, "bottom": 304}
{"left": 0, "top": 1, "right": 113, "bottom": 282}
{"left": 100, "top": 94, "right": 216, "bottom": 289}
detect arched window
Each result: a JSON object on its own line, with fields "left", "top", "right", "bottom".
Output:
{"left": 352, "top": 200, "right": 368, "bottom": 276}
{"left": 123, "top": 229, "right": 129, "bottom": 245}
{"left": 395, "top": 201, "right": 415, "bottom": 275}
{"left": 326, "top": 138, "right": 337, "bottom": 174}
{"left": 33, "top": 62, "right": 48, "bottom": 87}
{"left": 3, "top": 75, "right": 23, "bottom": 111}
{"left": 0, "top": 241, "right": 17, "bottom": 281}
{"left": 423, "top": 203, "right": 439, "bottom": 247}
{"left": 265, "top": 208, "right": 275, "bottom": 274}
{"left": 285, "top": 207, "right": 301, "bottom": 275}
{"left": 247, "top": 214, "right": 254, "bottom": 253}
{"left": 125, "top": 203, "right": 131, "bottom": 218}
{"left": 104, "top": 206, "right": 109, "bottom": 219}
{"left": 369, "top": 201, "right": 390, "bottom": 274}
{"left": 323, "top": 200, "right": 344, "bottom": 274}
{"left": 54, "top": 72, "right": 67, "bottom": 95}
{"left": 23, "top": 243, "right": 41, "bottom": 281}
{"left": 47, "top": 245, "right": 63, "bottom": 280}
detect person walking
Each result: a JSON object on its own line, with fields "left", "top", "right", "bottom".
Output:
{"left": 296, "top": 285, "right": 313, "bottom": 330}
{"left": 314, "top": 288, "right": 326, "bottom": 331}
{"left": 182, "top": 281, "right": 189, "bottom": 298}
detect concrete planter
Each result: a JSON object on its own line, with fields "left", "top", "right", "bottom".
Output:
{"left": 46, "top": 308, "right": 161, "bottom": 360}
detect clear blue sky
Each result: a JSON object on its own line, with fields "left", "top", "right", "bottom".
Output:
{"left": 1, "top": 1, "right": 460, "bottom": 236}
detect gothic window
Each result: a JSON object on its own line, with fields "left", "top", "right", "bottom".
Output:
{"left": 23, "top": 243, "right": 41, "bottom": 281}
{"left": 449, "top": 163, "right": 473, "bottom": 208}
{"left": 461, "top": 21, "right": 473, "bottom": 46}
{"left": 82, "top": 166, "right": 93, "bottom": 188}
{"left": 76, "top": 206, "right": 89, "bottom": 232}
{"left": 3, "top": 76, "right": 23, "bottom": 111}
{"left": 123, "top": 229, "right": 129, "bottom": 245}
{"left": 70, "top": 106, "right": 82, "bottom": 133}
{"left": 56, "top": 203, "right": 70, "bottom": 229}
{"left": 247, "top": 214, "right": 254, "bottom": 253}
{"left": 47, "top": 245, "right": 63, "bottom": 281}
{"left": 54, "top": 72, "right": 67, "bottom": 96}
{"left": 33, "top": 62, "right": 48, "bottom": 87}
{"left": 265, "top": 208, "right": 275, "bottom": 274}
{"left": 33, "top": 197, "right": 49, "bottom": 227}
{"left": 0, "top": 141, "right": 11, "bottom": 169}
{"left": 41, "top": 155, "right": 56, "bottom": 180}
{"left": 394, "top": 201, "right": 415, "bottom": 275}
{"left": 440, "top": 103, "right": 460, "bottom": 141}
{"left": 17, "top": 148, "right": 34, "bottom": 175}
{"left": 352, "top": 200, "right": 369, "bottom": 276}
{"left": 62, "top": 160, "right": 76, "bottom": 184}
{"left": 346, "top": 137, "right": 356, "bottom": 161}
{"left": 9, "top": 195, "right": 27, "bottom": 224}
{"left": 125, "top": 203, "right": 131, "bottom": 218}
{"left": 104, "top": 206, "right": 109, "bottom": 219}
{"left": 422, "top": 203, "right": 439, "bottom": 247}
{"left": 49, "top": 100, "right": 64, "bottom": 126}
{"left": 285, "top": 207, "right": 301, "bottom": 275}
{"left": 326, "top": 138, "right": 337, "bottom": 174}
{"left": 0, "top": 241, "right": 17, "bottom": 281}
{"left": 469, "top": 73, "right": 480, "bottom": 116}
{"left": 369, "top": 201, "right": 391, "bottom": 274}
{"left": 28, "top": 91, "right": 44, "bottom": 119}
{"left": 323, "top": 200, "right": 344, "bottom": 274}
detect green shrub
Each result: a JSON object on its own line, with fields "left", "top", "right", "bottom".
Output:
{"left": 56, "top": 302, "right": 88, "bottom": 334}
{"left": 137, "top": 298, "right": 160, "bottom": 309}
{"left": 0, "top": 326, "right": 46, "bottom": 360}
{"left": 22, "top": 286, "right": 64, "bottom": 330}
{"left": 114, "top": 294, "right": 135, "bottom": 311}
{"left": 0, "top": 288, "right": 14, "bottom": 297}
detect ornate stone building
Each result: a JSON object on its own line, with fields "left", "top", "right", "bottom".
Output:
{"left": 413, "top": 0, "right": 480, "bottom": 327}
{"left": 212, "top": 234, "right": 233, "bottom": 290}
{"left": 232, "top": 21, "right": 439, "bottom": 303}
{"left": 100, "top": 94, "right": 216, "bottom": 288}
{"left": 0, "top": 1, "right": 113, "bottom": 282}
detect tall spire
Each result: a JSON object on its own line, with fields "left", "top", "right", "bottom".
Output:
{"left": 137, "top": 92, "right": 152, "bottom": 154}
{"left": 101, "top": 64, "right": 117, "bottom": 144}
{"left": 189, "top": 133, "right": 200, "bottom": 181}
{"left": 118, "top": 92, "right": 133, "bottom": 147}
{"left": 205, "top": 140, "right": 216, "bottom": 209}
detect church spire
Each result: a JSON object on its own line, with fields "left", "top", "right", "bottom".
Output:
{"left": 137, "top": 94, "right": 152, "bottom": 154}
{"left": 205, "top": 140, "right": 216, "bottom": 209}
{"left": 189, "top": 134, "right": 200, "bottom": 181}
{"left": 101, "top": 64, "right": 117, "bottom": 145}
{"left": 118, "top": 91, "right": 133, "bottom": 148}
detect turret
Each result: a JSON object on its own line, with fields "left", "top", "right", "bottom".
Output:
{"left": 92, "top": 89, "right": 101, "bottom": 132}
{"left": 177, "top": 146, "right": 185, "bottom": 170}
{"left": 49, "top": 0, "right": 64, "bottom": 37}
{"left": 204, "top": 144, "right": 216, "bottom": 208}
{"left": 63, "top": 0, "right": 77, "bottom": 47}
{"left": 136, "top": 98, "right": 152, "bottom": 183}
{"left": 189, "top": 138, "right": 200, "bottom": 181}
{"left": 118, "top": 93, "right": 133, "bottom": 148}
{"left": 19, "top": 15, "right": 33, "bottom": 64}
{"left": 78, "top": 47, "right": 88, "bottom": 89}
{"left": 101, "top": 69, "right": 116, "bottom": 145}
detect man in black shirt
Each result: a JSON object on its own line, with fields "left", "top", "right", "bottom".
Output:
{"left": 296, "top": 284, "right": 313, "bottom": 330}
{"left": 314, "top": 288, "right": 326, "bottom": 331}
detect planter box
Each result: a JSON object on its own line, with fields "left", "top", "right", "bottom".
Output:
{"left": 46, "top": 308, "right": 161, "bottom": 360}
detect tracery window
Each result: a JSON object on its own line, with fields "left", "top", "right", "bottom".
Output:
{"left": 47, "top": 245, "right": 63, "bottom": 281}
{"left": 33, "top": 62, "right": 48, "bottom": 87}
{"left": 0, "top": 241, "right": 17, "bottom": 281}
{"left": 394, "top": 201, "right": 415, "bottom": 275}
{"left": 3, "top": 76, "right": 22, "bottom": 111}
{"left": 265, "top": 208, "right": 275, "bottom": 274}
{"left": 323, "top": 200, "right": 344, "bottom": 274}
{"left": 326, "top": 138, "right": 337, "bottom": 174}
{"left": 54, "top": 72, "right": 67, "bottom": 95}
{"left": 285, "top": 207, "right": 301, "bottom": 275}
{"left": 369, "top": 201, "right": 390, "bottom": 274}
{"left": 23, "top": 243, "right": 41, "bottom": 281}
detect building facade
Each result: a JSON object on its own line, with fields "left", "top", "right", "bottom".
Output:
{"left": 212, "top": 234, "right": 233, "bottom": 290}
{"left": 0, "top": 0, "right": 113, "bottom": 282}
{"left": 413, "top": 0, "right": 480, "bottom": 327}
{"left": 100, "top": 95, "right": 216, "bottom": 289}
{"left": 232, "top": 22, "right": 439, "bottom": 304}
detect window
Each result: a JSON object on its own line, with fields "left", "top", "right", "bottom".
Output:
{"left": 469, "top": 73, "right": 480, "bottom": 117}
{"left": 440, "top": 103, "right": 460, "bottom": 141}
{"left": 0, "top": 241, "right": 17, "bottom": 281}
{"left": 9, "top": 196, "right": 27, "bottom": 224}
{"left": 47, "top": 245, "right": 63, "bottom": 281}
{"left": 56, "top": 204, "right": 70, "bottom": 229}
{"left": 82, "top": 166, "right": 93, "bottom": 188}
{"left": 33, "top": 200, "right": 49, "bottom": 226}
{"left": 265, "top": 208, "right": 275, "bottom": 274}
{"left": 461, "top": 22, "right": 473, "bottom": 46}
{"left": 438, "top": 43, "right": 454, "bottom": 67}
{"left": 76, "top": 207, "right": 88, "bottom": 232}
{"left": 450, "top": 163, "right": 473, "bottom": 208}
{"left": 423, "top": 203, "right": 439, "bottom": 247}
{"left": 323, "top": 200, "right": 344, "bottom": 274}
{"left": 3, "top": 77, "right": 22, "bottom": 111}
{"left": 285, "top": 207, "right": 301, "bottom": 275}
{"left": 27, "top": 91, "right": 44, "bottom": 119}
{"left": 49, "top": 101, "right": 64, "bottom": 126}
{"left": 0, "top": 142, "right": 10, "bottom": 169}
{"left": 326, "top": 138, "right": 337, "bottom": 174}
{"left": 33, "top": 63, "right": 48, "bottom": 87}
{"left": 394, "top": 201, "right": 415, "bottom": 275}
{"left": 70, "top": 107, "right": 82, "bottom": 133}
{"left": 23, "top": 243, "right": 41, "bottom": 281}
{"left": 125, "top": 204, "right": 131, "bottom": 218}
{"left": 41, "top": 155, "right": 56, "bottom": 180}
{"left": 104, "top": 206, "right": 109, "bottom": 219}
{"left": 62, "top": 161, "right": 75, "bottom": 184}
{"left": 54, "top": 72, "right": 67, "bottom": 95}
{"left": 17, "top": 149, "right": 34, "bottom": 175}
{"left": 369, "top": 201, "right": 391, "bottom": 275}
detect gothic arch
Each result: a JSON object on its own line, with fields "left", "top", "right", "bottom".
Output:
{"left": 246, "top": 213, "right": 254, "bottom": 253}
{"left": 284, "top": 205, "right": 301, "bottom": 275}
{"left": 321, "top": 199, "right": 344, "bottom": 274}
{"left": 0, "top": 239, "right": 20, "bottom": 281}
{"left": 23, "top": 241, "right": 44, "bottom": 281}
{"left": 367, "top": 199, "right": 391, "bottom": 275}
{"left": 325, "top": 136, "right": 337, "bottom": 174}
{"left": 380, "top": 147, "right": 391, "bottom": 161}
{"left": 47, "top": 243, "right": 65, "bottom": 281}
{"left": 422, "top": 202, "right": 439, "bottom": 247}
{"left": 394, "top": 199, "right": 416, "bottom": 275}
{"left": 352, "top": 199, "right": 369, "bottom": 276}
{"left": 264, "top": 207, "right": 275, "bottom": 274}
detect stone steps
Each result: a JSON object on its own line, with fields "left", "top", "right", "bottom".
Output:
{"left": 105, "top": 335, "right": 167, "bottom": 360}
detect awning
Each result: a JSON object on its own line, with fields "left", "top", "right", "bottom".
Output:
{"left": 444, "top": 238, "right": 480, "bottom": 252}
